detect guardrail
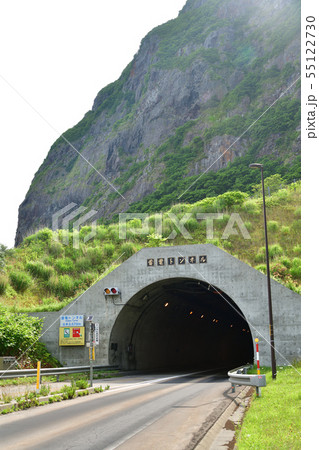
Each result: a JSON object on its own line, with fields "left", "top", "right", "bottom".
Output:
{"left": 0, "top": 365, "right": 119, "bottom": 382}
{"left": 228, "top": 365, "right": 266, "bottom": 397}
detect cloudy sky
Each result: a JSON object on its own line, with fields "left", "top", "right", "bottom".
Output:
{"left": 0, "top": 0, "right": 186, "bottom": 248}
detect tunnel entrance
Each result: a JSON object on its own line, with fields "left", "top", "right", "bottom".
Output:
{"left": 109, "top": 277, "right": 254, "bottom": 371}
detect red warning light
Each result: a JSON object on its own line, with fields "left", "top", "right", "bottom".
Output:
{"left": 104, "top": 287, "right": 120, "bottom": 295}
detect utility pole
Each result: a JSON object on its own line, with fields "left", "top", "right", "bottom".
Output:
{"left": 249, "top": 163, "right": 277, "bottom": 379}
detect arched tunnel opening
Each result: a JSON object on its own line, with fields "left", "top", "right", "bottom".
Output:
{"left": 109, "top": 278, "right": 254, "bottom": 371}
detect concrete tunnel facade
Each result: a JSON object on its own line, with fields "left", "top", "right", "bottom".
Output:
{"left": 33, "top": 244, "right": 301, "bottom": 370}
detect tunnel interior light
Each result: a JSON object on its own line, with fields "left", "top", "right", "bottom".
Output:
{"left": 189, "top": 311, "right": 193, "bottom": 315}
{"left": 164, "top": 302, "right": 169, "bottom": 307}
{"left": 201, "top": 315, "right": 204, "bottom": 319}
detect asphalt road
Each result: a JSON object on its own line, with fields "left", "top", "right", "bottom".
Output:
{"left": 0, "top": 371, "right": 241, "bottom": 450}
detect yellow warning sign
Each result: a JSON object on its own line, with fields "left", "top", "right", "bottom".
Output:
{"left": 59, "top": 327, "right": 85, "bottom": 346}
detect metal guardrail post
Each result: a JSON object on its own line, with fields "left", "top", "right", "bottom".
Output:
{"left": 228, "top": 365, "right": 266, "bottom": 397}
{"left": 0, "top": 365, "right": 119, "bottom": 380}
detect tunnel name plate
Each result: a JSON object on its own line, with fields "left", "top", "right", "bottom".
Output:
{"left": 147, "top": 256, "right": 207, "bottom": 267}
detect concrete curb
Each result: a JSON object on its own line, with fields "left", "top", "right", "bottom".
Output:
{"left": 0, "top": 386, "right": 106, "bottom": 413}
{"left": 195, "top": 386, "right": 252, "bottom": 450}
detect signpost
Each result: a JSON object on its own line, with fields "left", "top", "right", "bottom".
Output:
{"left": 86, "top": 315, "right": 94, "bottom": 387}
{"left": 60, "top": 315, "right": 84, "bottom": 327}
{"left": 94, "top": 323, "right": 99, "bottom": 346}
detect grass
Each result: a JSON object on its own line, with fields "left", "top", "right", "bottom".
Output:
{"left": 236, "top": 363, "right": 301, "bottom": 449}
{"left": 0, "top": 181, "right": 300, "bottom": 311}
{"left": 0, "top": 370, "right": 120, "bottom": 387}
{"left": 0, "top": 379, "right": 110, "bottom": 414}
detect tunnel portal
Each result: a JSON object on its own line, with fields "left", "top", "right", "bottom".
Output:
{"left": 109, "top": 278, "right": 254, "bottom": 371}
{"left": 36, "top": 244, "right": 300, "bottom": 368}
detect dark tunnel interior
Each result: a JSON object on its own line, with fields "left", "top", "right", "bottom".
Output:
{"left": 109, "top": 278, "right": 254, "bottom": 371}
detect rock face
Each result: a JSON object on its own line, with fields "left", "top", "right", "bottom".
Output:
{"left": 15, "top": 0, "right": 301, "bottom": 245}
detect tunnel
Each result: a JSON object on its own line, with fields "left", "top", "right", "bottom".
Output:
{"left": 109, "top": 277, "right": 254, "bottom": 371}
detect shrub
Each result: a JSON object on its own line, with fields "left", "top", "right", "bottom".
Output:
{"left": 190, "top": 197, "right": 217, "bottom": 213}
{"left": 280, "top": 226, "right": 290, "bottom": 235}
{"left": 60, "top": 384, "right": 76, "bottom": 399}
{"left": 76, "top": 379, "right": 89, "bottom": 389}
{"left": 268, "top": 244, "right": 283, "bottom": 259}
{"left": 0, "top": 305, "right": 59, "bottom": 367}
{"left": 0, "top": 274, "right": 8, "bottom": 295}
{"left": 292, "top": 220, "right": 301, "bottom": 233}
{"left": 255, "top": 247, "right": 265, "bottom": 263}
{"left": 280, "top": 257, "right": 292, "bottom": 269}
{"left": 290, "top": 257, "right": 301, "bottom": 279}
{"left": 120, "top": 242, "right": 137, "bottom": 257}
{"left": 241, "top": 199, "right": 261, "bottom": 215}
{"left": 26, "top": 261, "right": 53, "bottom": 281}
{"left": 41, "top": 297, "right": 57, "bottom": 306}
{"left": 294, "top": 207, "right": 301, "bottom": 219}
{"left": 162, "top": 217, "right": 174, "bottom": 237}
{"left": 0, "top": 243, "right": 8, "bottom": 271}
{"left": 271, "top": 263, "right": 289, "bottom": 280}
{"left": 147, "top": 213, "right": 164, "bottom": 228}
{"left": 293, "top": 244, "right": 301, "bottom": 256}
{"left": 79, "top": 226, "right": 93, "bottom": 240}
{"left": 145, "top": 234, "right": 167, "bottom": 248}
{"left": 94, "top": 386, "right": 104, "bottom": 393}
{"left": 127, "top": 218, "right": 142, "bottom": 229}
{"left": 48, "top": 241, "right": 63, "bottom": 257}
{"left": 86, "top": 247, "right": 104, "bottom": 267}
{"left": 185, "top": 217, "right": 200, "bottom": 232}
{"left": 9, "top": 270, "right": 32, "bottom": 293}
{"left": 74, "top": 272, "right": 96, "bottom": 291}
{"left": 95, "top": 226, "right": 109, "bottom": 241}
{"left": 36, "top": 228, "right": 53, "bottom": 242}
{"left": 268, "top": 221, "right": 279, "bottom": 232}
{"left": 169, "top": 203, "right": 191, "bottom": 214}
{"left": 75, "top": 257, "right": 91, "bottom": 272}
{"left": 222, "top": 240, "right": 232, "bottom": 250}
{"left": 54, "top": 258, "right": 75, "bottom": 274}
{"left": 216, "top": 191, "right": 248, "bottom": 209}
{"left": 1, "top": 392, "right": 12, "bottom": 403}
{"left": 47, "top": 274, "right": 76, "bottom": 298}
{"left": 103, "top": 243, "right": 115, "bottom": 258}
{"left": 39, "top": 385, "right": 51, "bottom": 396}
{"left": 208, "top": 238, "right": 221, "bottom": 247}
{"left": 255, "top": 264, "right": 267, "bottom": 274}
{"left": 218, "top": 214, "right": 230, "bottom": 227}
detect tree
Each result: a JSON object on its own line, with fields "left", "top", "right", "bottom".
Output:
{"left": 0, "top": 305, "right": 59, "bottom": 367}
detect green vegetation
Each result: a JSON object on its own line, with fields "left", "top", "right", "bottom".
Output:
{"left": 236, "top": 363, "right": 301, "bottom": 449}
{"left": 0, "top": 179, "right": 300, "bottom": 314}
{"left": 0, "top": 369, "right": 120, "bottom": 387}
{"left": 126, "top": 93, "right": 300, "bottom": 214}
{"left": 26, "top": 0, "right": 300, "bottom": 219}
{"left": 0, "top": 378, "right": 110, "bottom": 414}
{"left": 0, "top": 305, "right": 60, "bottom": 368}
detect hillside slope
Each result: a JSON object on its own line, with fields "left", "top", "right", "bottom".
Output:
{"left": 2, "top": 180, "right": 300, "bottom": 312}
{"left": 15, "top": 0, "right": 300, "bottom": 245}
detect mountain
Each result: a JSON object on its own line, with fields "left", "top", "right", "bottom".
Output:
{"left": 15, "top": 0, "right": 301, "bottom": 246}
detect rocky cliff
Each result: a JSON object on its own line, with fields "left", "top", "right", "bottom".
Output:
{"left": 15, "top": 0, "right": 301, "bottom": 245}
